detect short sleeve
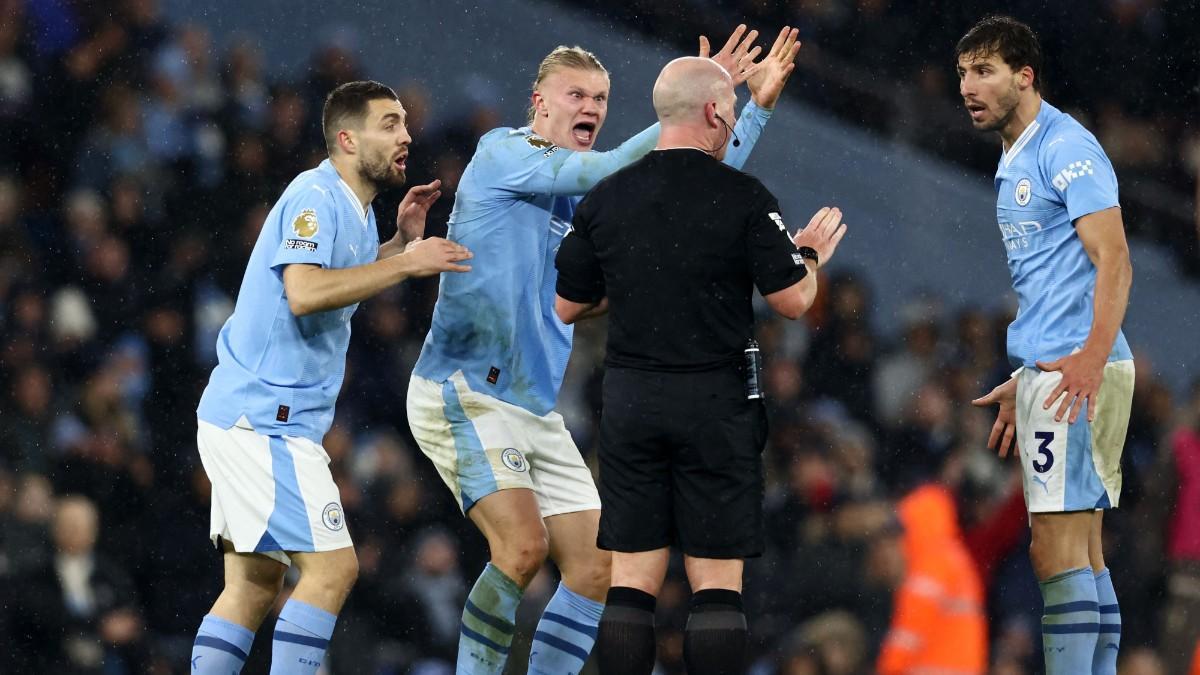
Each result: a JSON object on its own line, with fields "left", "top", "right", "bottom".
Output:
{"left": 1042, "top": 132, "right": 1120, "bottom": 222}
{"left": 554, "top": 197, "right": 606, "bottom": 303}
{"left": 270, "top": 185, "right": 339, "bottom": 270}
{"left": 747, "top": 187, "right": 808, "bottom": 295}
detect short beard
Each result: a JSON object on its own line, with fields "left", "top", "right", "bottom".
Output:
{"left": 360, "top": 151, "right": 404, "bottom": 191}
{"left": 977, "top": 82, "right": 1021, "bottom": 133}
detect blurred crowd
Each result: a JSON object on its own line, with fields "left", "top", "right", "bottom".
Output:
{"left": 1, "top": 0, "right": 1199, "bottom": 674}
{"left": 584, "top": 0, "right": 1200, "bottom": 275}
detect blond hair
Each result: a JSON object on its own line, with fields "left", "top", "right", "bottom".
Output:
{"left": 527, "top": 45, "right": 608, "bottom": 123}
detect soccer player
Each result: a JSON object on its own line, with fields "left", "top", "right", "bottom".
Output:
{"left": 190, "top": 80, "right": 471, "bottom": 675}
{"left": 961, "top": 17, "right": 1134, "bottom": 675}
{"left": 406, "top": 26, "right": 801, "bottom": 675}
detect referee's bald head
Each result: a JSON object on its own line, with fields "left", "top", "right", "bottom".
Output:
{"left": 652, "top": 57, "right": 734, "bottom": 125}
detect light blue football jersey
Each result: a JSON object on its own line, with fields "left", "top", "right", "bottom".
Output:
{"left": 198, "top": 159, "right": 380, "bottom": 442}
{"left": 994, "top": 101, "right": 1132, "bottom": 368}
{"left": 413, "top": 102, "right": 771, "bottom": 415}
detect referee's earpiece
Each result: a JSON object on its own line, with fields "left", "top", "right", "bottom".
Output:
{"left": 714, "top": 113, "right": 741, "bottom": 148}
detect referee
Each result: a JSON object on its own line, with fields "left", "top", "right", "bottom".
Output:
{"left": 554, "top": 56, "right": 847, "bottom": 675}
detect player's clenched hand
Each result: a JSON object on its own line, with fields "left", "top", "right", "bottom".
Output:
{"left": 972, "top": 376, "right": 1019, "bottom": 458}
{"left": 395, "top": 179, "right": 442, "bottom": 244}
{"left": 792, "top": 206, "right": 847, "bottom": 267}
{"left": 400, "top": 236, "right": 472, "bottom": 277}
{"left": 1036, "top": 350, "right": 1106, "bottom": 424}
{"left": 747, "top": 27, "right": 801, "bottom": 109}
{"left": 699, "top": 24, "right": 763, "bottom": 87}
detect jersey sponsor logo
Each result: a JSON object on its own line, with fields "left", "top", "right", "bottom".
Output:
{"left": 501, "top": 447, "right": 528, "bottom": 473}
{"left": 1014, "top": 178, "right": 1032, "bottom": 206}
{"left": 285, "top": 239, "right": 318, "bottom": 252}
{"left": 768, "top": 212, "right": 787, "bottom": 232}
{"left": 998, "top": 220, "right": 1043, "bottom": 251}
{"left": 791, "top": 252, "right": 804, "bottom": 266}
{"left": 322, "top": 502, "right": 345, "bottom": 531}
{"left": 1051, "top": 159, "right": 1095, "bottom": 191}
{"left": 292, "top": 208, "right": 319, "bottom": 238}
{"left": 542, "top": 146, "right": 559, "bottom": 158}
{"left": 525, "top": 134, "right": 554, "bottom": 150}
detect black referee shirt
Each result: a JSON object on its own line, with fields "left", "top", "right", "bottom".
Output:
{"left": 555, "top": 148, "right": 808, "bottom": 372}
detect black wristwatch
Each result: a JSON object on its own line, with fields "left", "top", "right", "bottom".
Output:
{"left": 797, "top": 246, "right": 819, "bottom": 267}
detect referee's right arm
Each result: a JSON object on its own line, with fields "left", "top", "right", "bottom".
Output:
{"left": 554, "top": 198, "right": 607, "bottom": 324}
{"left": 757, "top": 203, "right": 847, "bottom": 319}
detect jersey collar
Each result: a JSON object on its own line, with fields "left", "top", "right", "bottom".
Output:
{"left": 320, "top": 159, "right": 371, "bottom": 225}
{"left": 998, "top": 99, "right": 1046, "bottom": 168}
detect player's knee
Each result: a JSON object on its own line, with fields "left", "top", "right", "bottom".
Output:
{"left": 228, "top": 572, "right": 285, "bottom": 609}
{"left": 563, "top": 550, "right": 611, "bottom": 599}
{"left": 1029, "top": 537, "right": 1069, "bottom": 581}
{"left": 302, "top": 549, "right": 360, "bottom": 595}
{"left": 494, "top": 531, "right": 549, "bottom": 584}
{"left": 328, "top": 551, "right": 360, "bottom": 590}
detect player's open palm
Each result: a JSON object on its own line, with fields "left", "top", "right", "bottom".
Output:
{"left": 1036, "top": 350, "right": 1106, "bottom": 424}
{"left": 972, "top": 376, "right": 1019, "bottom": 458}
{"left": 792, "top": 206, "right": 847, "bottom": 267}
{"left": 395, "top": 179, "right": 443, "bottom": 243}
{"left": 699, "top": 24, "right": 763, "bottom": 86}
{"left": 402, "top": 236, "right": 472, "bottom": 276}
{"left": 747, "top": 27, "right": 802, "bottom": 109}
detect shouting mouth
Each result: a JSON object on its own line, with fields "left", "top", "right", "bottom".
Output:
{"left": 965, "top": 102, "right": 987, "bottom": 122}
{"left": 393, "top": 153, "right": 407, "bottom": 172}
{"left": 572, "top": 122, "right": 596, "bottom": 146}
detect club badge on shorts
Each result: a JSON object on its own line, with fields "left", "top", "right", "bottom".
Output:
{"left": 322, "top": 502, "right": 344, "bottom": 531}
{"left": 501, "top": 447, "right": 528, "bottom": 473}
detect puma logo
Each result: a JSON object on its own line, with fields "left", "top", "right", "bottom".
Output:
{"left": 1031, "top": 475, "right": 1050, "bottom": 494}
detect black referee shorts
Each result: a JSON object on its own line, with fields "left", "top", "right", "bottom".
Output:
{"left": 596, "top": 365, "right": 768, "bottom": 559}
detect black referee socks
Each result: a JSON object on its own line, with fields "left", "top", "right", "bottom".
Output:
{"left": 597, "top": 586, "right": 657, "bottom": 675}
{"left": 683, "top": 589, "right": 748, "bottom": 675}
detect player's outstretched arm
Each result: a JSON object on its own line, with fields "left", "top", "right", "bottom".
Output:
{"left": 699, "top": 24, "right": 763, "bottom": 87}
{"left": 505, "top": 123, "right": 660, "bottom": 196}
{"left": 283, "top": 238, "right": 471, "bottom": 316}
{"left": 746, "top": 27, "right": 801, "bottom": 111}
{"left": 723, "top": 27, "right": 801, "bottom": 170}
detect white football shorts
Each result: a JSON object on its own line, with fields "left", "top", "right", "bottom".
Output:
{"left": 196, "top": 416, "right": 352, "bottom": 565}
{"left": 1015, "top": 360, "right": 1134, "bottom": 513}
{"left": 407, "top": 372, "right": 600, "bottom": 517}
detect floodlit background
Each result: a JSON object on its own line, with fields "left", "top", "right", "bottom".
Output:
{"left": 0, "top": 0, "right": 1198, "bottom": 673}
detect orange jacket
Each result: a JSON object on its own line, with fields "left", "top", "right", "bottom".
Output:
{"left": 878, "top": 484, "right": 988, "bottom": 675}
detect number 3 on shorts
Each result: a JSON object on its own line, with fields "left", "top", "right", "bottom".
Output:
{"left": 1032, "top": 431, "right": 1054, "bottom": 473}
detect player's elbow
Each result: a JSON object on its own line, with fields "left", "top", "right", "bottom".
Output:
{"left": 287, "top": 294, "right": 317, "bottom": 317}
{"left": 282, "top": 264, "right": 322, "bottom": 317}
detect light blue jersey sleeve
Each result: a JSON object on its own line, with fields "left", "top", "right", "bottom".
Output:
{"left": 490, "top": 123, "right": 660, "bottom": 196}
{"left": 1040, "top": 131, "right": 1119, "bottom": 223}
{"left": 269, "top": 185, "right": 340, "bottom": 270}
{"left": 723, "top": 100, "right": 772, "bottom": 170}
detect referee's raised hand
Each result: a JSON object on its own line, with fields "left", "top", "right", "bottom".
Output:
{"left": 792, "top": 206, "right": 847, "bottom": 267}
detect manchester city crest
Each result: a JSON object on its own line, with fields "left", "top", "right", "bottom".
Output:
{"left": 1014, "top": 178, "right": 1032, "bottom": 206}
{"left": 322, "top": 502, "right": 344, "bottom": 531}
{"left": 501, "top": 447, "right": 528, "bottom": 473}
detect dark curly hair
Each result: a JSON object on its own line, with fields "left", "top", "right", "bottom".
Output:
{"left": 955, "top": 16, "right": 1044, "bottom": 92}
